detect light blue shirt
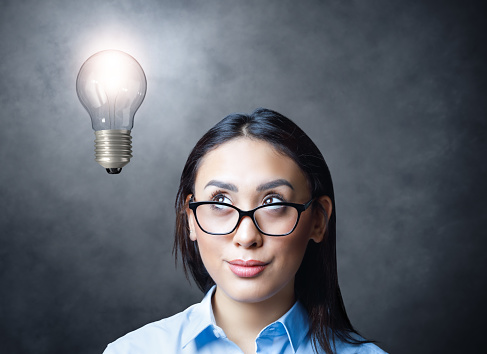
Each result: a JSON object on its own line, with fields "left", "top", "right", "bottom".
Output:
{"left": 103, "top": 286, "right": 386, "bottom": 354}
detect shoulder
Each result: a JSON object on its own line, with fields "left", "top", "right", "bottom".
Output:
{"left": 102, "top": 304, "right": 198, "bottom": 354}
{"left": 333, "top": 339, "right": 388, "bottom": 354}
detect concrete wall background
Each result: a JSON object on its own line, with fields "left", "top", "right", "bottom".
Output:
{"left": 0, "top": 0, "right": 485, "bottom": 353}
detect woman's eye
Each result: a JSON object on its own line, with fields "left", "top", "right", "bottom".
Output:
{"left": 212, "top": 194, "right": 231, "bottom": 204}
{"left": 263, "top": 196, "right": 283, "bottom": 205}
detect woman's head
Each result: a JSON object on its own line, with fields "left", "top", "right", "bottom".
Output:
{"left": 186, "top": 136, "right": 331, "bottom": 306}
{"left": 174, "top": 108, "right": 336, "bottom": 294}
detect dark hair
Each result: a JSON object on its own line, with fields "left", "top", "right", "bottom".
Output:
{"left": 174, "top": 108, "right": 370, "bottom": 353}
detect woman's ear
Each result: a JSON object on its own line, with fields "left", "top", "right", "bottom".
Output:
{"left": 185, "top": 195, "right": 197, "bottom": 241}
{"left": 309, "top": 195, "right": 332, "bottom": 243}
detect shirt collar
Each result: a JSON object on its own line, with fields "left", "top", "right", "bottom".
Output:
{"left": 181, "top": 286, "right": 217, "bottom": 348}
{"left": 276, "top": 300, "right": 310, "bottom": 353}
{"left": 181, "top": 285, "right": 310, "bottom": 353}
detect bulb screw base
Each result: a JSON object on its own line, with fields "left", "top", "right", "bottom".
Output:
{"left": 94, "top": 130, "right": 132, "bottom": 172}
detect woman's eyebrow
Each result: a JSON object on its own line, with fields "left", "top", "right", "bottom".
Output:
{"left": 257, "top": 179, "right": 294, "bottom": 191}
{"left": 204, "top": 180, "right": 238, "bottom": 191}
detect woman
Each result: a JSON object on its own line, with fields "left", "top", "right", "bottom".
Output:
{"left": 104, "top": 109, "right": 386, "bottom": 354}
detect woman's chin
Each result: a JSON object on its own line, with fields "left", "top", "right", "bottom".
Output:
{"left": 215, "top": 278, "right": 294, "bottom": 305}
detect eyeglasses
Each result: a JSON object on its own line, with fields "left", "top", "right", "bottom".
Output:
{"left": 188, "top": 197, "right": 314, "bottom": 236}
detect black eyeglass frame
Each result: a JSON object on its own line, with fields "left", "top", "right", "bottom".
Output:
{"left": 188, "top": 197, "right": 315, "bottom": 236}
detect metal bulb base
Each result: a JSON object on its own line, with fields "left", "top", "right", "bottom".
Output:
{"left": 94, "top": 130, "right": 132, "bottom": 173}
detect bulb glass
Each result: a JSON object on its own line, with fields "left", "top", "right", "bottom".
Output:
{"left": 76, "top": 50, "right": 147, "bottom": 131}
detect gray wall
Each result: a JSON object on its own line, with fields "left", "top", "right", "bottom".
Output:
{"left": 1, "top": 0, "right": 485, "bottom": 353}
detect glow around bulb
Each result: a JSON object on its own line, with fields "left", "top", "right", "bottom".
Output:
{"left": 76, "top": 50, "right": 147, "bottom": 174}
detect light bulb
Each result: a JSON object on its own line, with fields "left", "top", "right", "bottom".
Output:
{"left": 76, "top": 50, "right": 147, "bottom": 174}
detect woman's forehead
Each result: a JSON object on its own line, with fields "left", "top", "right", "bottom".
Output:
{"left": 194, "top": 138, "right": 308, "bottom": 192}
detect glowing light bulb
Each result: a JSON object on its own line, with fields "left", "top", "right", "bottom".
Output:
{"left": 76, "top": 50, "right": 147, "bottom": 174}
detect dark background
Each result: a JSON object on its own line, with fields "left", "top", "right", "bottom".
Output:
{"left": 1, "top": 0, "right": 486, "bottom": 353}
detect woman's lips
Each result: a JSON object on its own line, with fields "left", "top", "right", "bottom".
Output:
{"left": 227, "top": 259, "right": 269, "bottom": 278}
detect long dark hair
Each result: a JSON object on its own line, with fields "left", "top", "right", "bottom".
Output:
{"left": 174, "top": 108, "right": 370, "bottom": 353}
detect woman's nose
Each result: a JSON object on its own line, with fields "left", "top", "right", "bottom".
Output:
{"left": 232, "top": 216, "right": 263, "bottom": 248}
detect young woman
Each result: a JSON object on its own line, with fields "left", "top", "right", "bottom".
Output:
{"left": 104, "top": 109, "right": 386, "bottom": 354}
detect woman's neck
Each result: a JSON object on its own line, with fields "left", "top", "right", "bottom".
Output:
{"left": 211, "top": 283, "right": 296, "bottom": 352}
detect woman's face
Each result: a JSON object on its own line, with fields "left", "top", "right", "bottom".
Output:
{"left": 187, "top": 138, "right": 329, "bottom": 305}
